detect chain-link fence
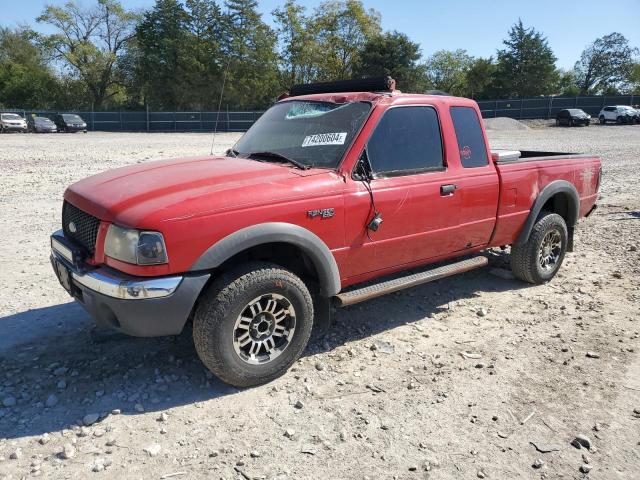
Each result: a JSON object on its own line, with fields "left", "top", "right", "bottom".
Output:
{"left": 476, "top": 94, "right": 639, "bottom": 120}
{"left": 3, "top": 94, "right": 639, "bottom": 132}
{"left": 1, "top": 109, "right": 264, "bottom": 132}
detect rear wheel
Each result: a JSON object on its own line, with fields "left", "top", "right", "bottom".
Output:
{"left": 193, "top": 262, "right": 314, "bottom": 387}
{"left": 511, "top": 212, "right": 568, "bottom": 284}
{"left": 569, "top": 119, "right": 574, "bottom": 127}
{"left": 616, "top": 116, "right": 623, "bottom": 124}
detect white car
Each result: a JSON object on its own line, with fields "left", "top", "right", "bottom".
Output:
{"left": 0, "top": 113, "right": 28, "bottom": 133}
{"left": 598, "top": 105, "right": 636, "bottom": 124}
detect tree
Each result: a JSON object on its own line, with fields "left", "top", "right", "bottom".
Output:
{"left": 574, "top": 33, "right": 638, "bottom": 95}
{"left": 222, "top": 0, "right": 280, "bottom": 109}
{"left": 629, "top": 63, "right": 640, "bottom": 94}
{"left": 183, "top": 0, "right": 224, "bottom": 108}
{"left": 0, "top": 27, "right": 60, "bottom": 108}
{"left": 37, "top": 0, "right": 138, "bottom": 109}
{"left": 353, "top": 31, "right": 427, "bottom": 92}
{"left": 494, "top": 20, "right": 558, "bottom": 98}
{"left": 310, "top": 0, "right": 381, "bottom": 80}
{"left": 555, "top": 69, "right": 580, "bottom": 96}
{"left": 272, "top": 0, "right": 318, "bottom": 88}
{"left": 424, "top": 49, "right": 473, "bottom": 96}
{"left": 464, "top": 57, "right": 497, "bottom": 99}
{"left": 135, "top": 0, "right": 192, "bottom": 109}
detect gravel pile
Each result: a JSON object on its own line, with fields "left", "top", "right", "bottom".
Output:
{"left": 0, "top": 126, "right": 639, "bottom": 479}
{"left": 484, "top": 117, "right": 530, "bottom": 131}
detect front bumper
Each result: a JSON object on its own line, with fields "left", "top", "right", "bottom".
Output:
{"left": 2, "top": 124, "right": 27, "bottom": 132}
{"left": 50, "top": 230, "right": 209, "bottom": 336}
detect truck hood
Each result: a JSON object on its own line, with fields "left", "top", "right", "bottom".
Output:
{"left": 65, "top": 155, "right": 334, "bottom": 227}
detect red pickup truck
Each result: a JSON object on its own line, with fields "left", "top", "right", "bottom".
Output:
{"left": 51, "top": 77, "right": 600, "bottom": 387}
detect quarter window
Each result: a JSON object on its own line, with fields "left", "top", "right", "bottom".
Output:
{"left": 366, "top": 106, "right": 444, "bottom": 176}
{"left": 450, "top": 106, "right": 489, "bottom": 168}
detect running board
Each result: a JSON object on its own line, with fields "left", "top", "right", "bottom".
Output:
{"left": 335, "top": 256, "right": 488, "bottom": 307}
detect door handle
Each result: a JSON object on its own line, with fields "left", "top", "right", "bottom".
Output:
{"left": 440, "top": 184, "right": 458, "bottom": 195}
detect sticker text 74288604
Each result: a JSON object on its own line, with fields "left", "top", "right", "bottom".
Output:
{"left": 302, "top": 132, "right": 347, "bottom": 148}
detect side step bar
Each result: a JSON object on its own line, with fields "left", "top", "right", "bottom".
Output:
{"left": 335, "top": 256, "right": 488, "bottom": 307}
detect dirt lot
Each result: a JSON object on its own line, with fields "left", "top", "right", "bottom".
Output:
{"left": 0, "top": 125, "right": 638, "bottom": 480}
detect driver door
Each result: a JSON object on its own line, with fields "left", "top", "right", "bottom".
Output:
{"left": 343, "top": 105, "right": 462, "bottom": 278}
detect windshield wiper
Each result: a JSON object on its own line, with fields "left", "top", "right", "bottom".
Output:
{"left": 225, "top": 148, "right": 239, "bottom": 157}
{"left": 245, "top": 151, "right": 311, "bottom": 170}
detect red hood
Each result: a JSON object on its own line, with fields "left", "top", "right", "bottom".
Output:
{"left": 65, "top": 156, "right": 333, "bottom": 228}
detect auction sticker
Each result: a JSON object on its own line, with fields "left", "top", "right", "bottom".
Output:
{"left": 302, "top": 132, "right": 347, "bottom": 147}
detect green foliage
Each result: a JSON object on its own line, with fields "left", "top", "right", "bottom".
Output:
{"left": 629, "top": 63, "right": 640, "bottom": 94}
{"left": 0, "top": 27, "right": 59, "bottom": 108}
{"left": 221, "top": 0, "right": 280, "bottom": 109}
{"left": 574, "top": 33, "right": 639, "bottom": 95}
{"left": 37, "top": 0, "right": 139, "bottom": 109}
{"left": 494, "top": 19, "right": 559, "bottom": 98}
{"left": 272, "top": 0, "right": 318, "bottom": 88}
{"left": 310, "top": 0, "right": 381, "bottom": 80}
{"left": 2, "top": 2, "right": 639, "bottom": 110}
{"left": 424, "top": 49, "right": 473, "bottom": 96}
{"left": 354, "top": 31, "right": 427, "bottom": 92}
{"left": 464, "top": 57, "right": 497, "bottom": 99}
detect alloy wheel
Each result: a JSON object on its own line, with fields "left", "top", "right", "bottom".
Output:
{"left": 538, "top": 229, "right": 562, "bottom": 271}
{"left": 232, "top": 293, "right": 296, "bottom": 365}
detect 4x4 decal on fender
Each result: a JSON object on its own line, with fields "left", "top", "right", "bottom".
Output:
{"left": 307, "top": 208, "right": 335, "bottom": 219}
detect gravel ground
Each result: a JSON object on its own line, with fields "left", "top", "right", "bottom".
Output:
{"left": 0, "top": 125, "right": 638, "bottom": 479}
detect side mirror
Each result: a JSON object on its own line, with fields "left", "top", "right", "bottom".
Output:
{"left": 354, "top": 149, "right": 373, "bottom": 181}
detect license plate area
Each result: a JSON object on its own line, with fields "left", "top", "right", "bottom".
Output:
{"left": 52, "top": 256, "right": 72, "bottom": 293}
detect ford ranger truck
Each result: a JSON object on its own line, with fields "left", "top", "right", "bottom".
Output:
{"left": 50, "top": 77, "right": 600, "bottom": 387}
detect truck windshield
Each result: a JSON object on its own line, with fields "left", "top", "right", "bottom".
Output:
{"left": 233, "top": 100, "right": 371, "bottom": 169}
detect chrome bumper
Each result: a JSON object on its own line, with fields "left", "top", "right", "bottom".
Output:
{"left": 51, "top": 230, "right": 182, "bottom": 300}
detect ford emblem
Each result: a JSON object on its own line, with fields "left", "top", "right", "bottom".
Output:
{"left": 69, "top": 222, "right": 77, "bottom": 233}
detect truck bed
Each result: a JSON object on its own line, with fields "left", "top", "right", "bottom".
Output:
{"left": 491, "top": 149, "right": 592, "bottom": 164}
{"left": 489, "top": 151, "right": 601, "bottom": 247}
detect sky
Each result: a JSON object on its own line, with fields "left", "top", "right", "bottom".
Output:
{"left": 2, "top": 0, "right": 639, "bottom": 69}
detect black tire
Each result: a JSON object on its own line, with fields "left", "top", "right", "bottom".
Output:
{"left": 555, "top": 119, "right": 560, "bottom": 126}
{"left": 569, "top": 119, "right": 574, "bottom": 127}
{"left": 616, "top": 116, "right": 623, "bottom": 124}
{"left": 511, "top": 212, "right": 568, "bottom": 284}
{"left": 193, "top": 262, "right": 314, "bottom": 387}
{"left": 599, "top": 116, "right": 605, "bottom": 125}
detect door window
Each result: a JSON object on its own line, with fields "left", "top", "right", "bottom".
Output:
{"left": 366, "top": 106, "right": 444, "bottom": 177}
{"left": 450, "top": 106, "right": 489, "bottom": 168}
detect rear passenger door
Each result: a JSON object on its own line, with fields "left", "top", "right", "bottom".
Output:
{"left": 448, "top": 106, "right": 499, "bottom": 249}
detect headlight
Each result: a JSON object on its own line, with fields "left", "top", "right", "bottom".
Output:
{"left": 104, "top": 225, "right": 168, "bottom": 265}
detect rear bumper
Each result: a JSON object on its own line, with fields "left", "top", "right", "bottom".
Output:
{"left": 51, "top": 231, "right": 209, "bottom": 336}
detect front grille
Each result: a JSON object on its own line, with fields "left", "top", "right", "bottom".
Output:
{"left": 62, "top": 201, "right": 100, "bottom": 255}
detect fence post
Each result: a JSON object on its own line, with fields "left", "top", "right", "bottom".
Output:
{"left": 146, "top": 104, "right": 149, "bottom": 133}
{"left": 227, "top": 105, "right": 230, "bottom": 132}
{"left": 518, "top": 98, "right": 523, "bottom": 120}
{"left": 547, "top": 96, "right": 553, "bottom": 119}
{"left": 494, "top": 100, "right": 498, "bottom": 118}
{"left": 174, "top": 112, "right": 176, "bottom": 132}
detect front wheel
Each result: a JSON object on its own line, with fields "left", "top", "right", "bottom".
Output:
{"left": 511, "top": 212, "right": 568, "bottom": 284}
{"left": 599, "top": 116, "right": 605, "bottom": 124}
{"left": 193, "top": 262, "right": 314, "bottom": 387}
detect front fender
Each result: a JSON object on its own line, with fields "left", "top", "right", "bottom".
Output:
{"left": 190, "top": 222, "right": 341, "bottom": 296}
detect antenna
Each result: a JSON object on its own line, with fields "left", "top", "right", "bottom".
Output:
{"left": 210, "top": 57, "right": 230, "bottom": 155}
